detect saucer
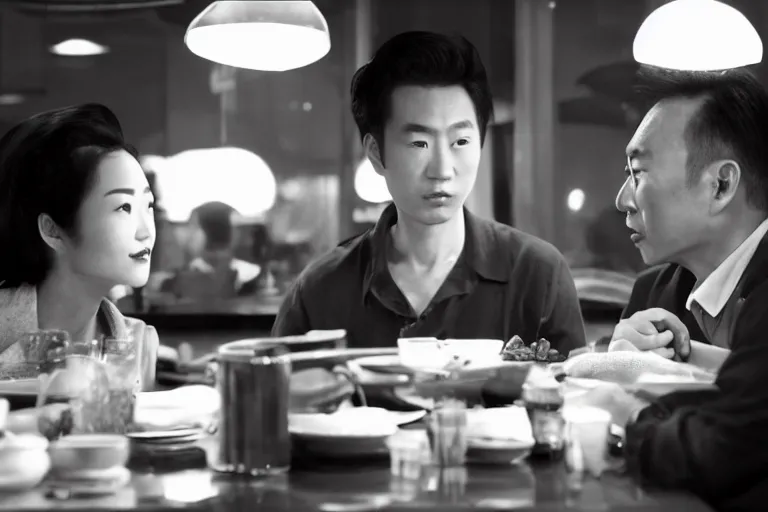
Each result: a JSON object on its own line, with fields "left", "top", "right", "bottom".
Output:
{"left": 46, "top": 466, "right": 131, "bottom": 496}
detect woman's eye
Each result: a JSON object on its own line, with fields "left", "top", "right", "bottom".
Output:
{"left": 118, "top": 203, "right": 132, "bottom": 213}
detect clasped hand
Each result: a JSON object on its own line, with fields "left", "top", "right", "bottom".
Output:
{"left": 611, "top": 308, "right": 691, "bottom": 361}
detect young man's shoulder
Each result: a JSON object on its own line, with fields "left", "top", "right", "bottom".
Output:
{"left": 293, "top": 231, "right": 371, "bottom": 290}
{"left": 474, "top": 216, "right": 568, "bottom": 269}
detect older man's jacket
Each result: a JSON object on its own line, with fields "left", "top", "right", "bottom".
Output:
{"left": 622, "top": 231, "right": 768, "bottom": 511}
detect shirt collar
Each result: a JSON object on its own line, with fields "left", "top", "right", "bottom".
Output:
{"left": 361, "top": 203, "right": 509, "bottom": 298}
{"left": 686, "top": 218, "right": 768, "bottom": 317}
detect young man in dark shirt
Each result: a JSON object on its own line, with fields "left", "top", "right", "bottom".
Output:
{"left": 272, "top": 31, "right": 585, "bottom": 355}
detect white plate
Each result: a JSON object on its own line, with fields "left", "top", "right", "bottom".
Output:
{"left": 353, "top": 355, "right": 411, "bottom": 375}
{"left": 389, "top": 410, "right": 427, "bottom": 425}
{"left": 289, "top": 407, "right": 403, "bottom": 438}
{"left": 46, "top": 466, "right": 130, "bottom": 496}
{"left": 126, "top": 427, "right": 204, "bottom": 441}
{"left": 0, "top": 379, "right": 39, "bottom": 395}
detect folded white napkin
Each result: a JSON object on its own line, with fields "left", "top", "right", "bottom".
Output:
{"left": 133, "top": 385, "right": 220, "bottom": 431}
{"left": 563, "top": 349, "right": 710, "bottom": 385}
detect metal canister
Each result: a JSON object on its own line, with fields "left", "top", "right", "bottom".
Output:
{"left": 211, "top": 341, "right": 292, "bottom": 476}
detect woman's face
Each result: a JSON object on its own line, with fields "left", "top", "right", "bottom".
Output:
{"left": 61, "top": 150, "right": 156, "bottom": 289}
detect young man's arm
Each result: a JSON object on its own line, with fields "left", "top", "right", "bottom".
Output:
{"left": 271, "top": 279, "right": 311, "bottom": 336}
{"left": 539, "top": 256, "right": 587, "bottom": 355}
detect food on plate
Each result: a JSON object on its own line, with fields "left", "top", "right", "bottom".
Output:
{"left": 500, "top": 336, "right": 567, "bottom": 363}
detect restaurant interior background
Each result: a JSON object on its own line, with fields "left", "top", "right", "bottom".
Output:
{"left": 2, "top": 0, "right": 766, "bottom": 352}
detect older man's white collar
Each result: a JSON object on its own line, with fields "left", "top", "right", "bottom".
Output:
{"left": 686, "top": 218, "right": 768, "bottom": 317}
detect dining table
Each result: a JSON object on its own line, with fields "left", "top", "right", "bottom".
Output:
{"left": 0, "top": 429, "right": 715, "bottom": 512}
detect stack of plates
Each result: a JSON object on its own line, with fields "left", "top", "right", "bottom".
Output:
{"left": 126, "top": 427, "right": 207, "bottom": 452}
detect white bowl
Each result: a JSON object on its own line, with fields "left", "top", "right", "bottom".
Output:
{"left": 0, "top": 433, "right": 50, "bottom": 491}
{"left": 397, "top": 338, "right": 504, "bottom": 372}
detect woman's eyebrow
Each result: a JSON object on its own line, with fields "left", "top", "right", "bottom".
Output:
{"left": 104, "top": 186, "right": 151, "bottom": 197}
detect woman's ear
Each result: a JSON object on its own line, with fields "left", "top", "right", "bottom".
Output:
{"left": 37, "top": 213, "right": 66, "bottom": 253}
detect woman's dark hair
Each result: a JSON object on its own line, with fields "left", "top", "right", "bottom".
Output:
{"left": 0, "top": 103, "right": 137, "bottom": 288}
{"left": 636, "top": 66, "right": 768, "bottom": 211}
{"left": 350, "top": 31, "right": 493, "bottom": 163}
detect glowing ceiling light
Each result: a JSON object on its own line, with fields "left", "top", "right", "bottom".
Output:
{"left": 567, "top": 188, "right": 585, "bottom": 212}
{"left": 50, "top": 38, "right": 109, "bottom": 57}
{"left": 633, "top": 0, "right": 762, "bottom": 71}
{"left": 354, "top": 158, "right": 392, "bottom": 204}
{"left": 185, "top": 1, "right": 331, "bottom": 72}
{"left": 154, "top": 147, "right": 277, "bottom": 223}
{"left": 0, "top": 94, "right": 24, "bottom": 106}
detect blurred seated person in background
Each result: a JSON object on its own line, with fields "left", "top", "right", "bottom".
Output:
{"left": 273, "top": 31, "right": 586, "bottom": 353}
{"left": 581, "top": 68, "right": 768, "bottom": 509}
{"left": 0, "top": 103, "right": 159, "bottom": 390}
{"left": 161, "top": 201, "right": 261, "bottom": 299}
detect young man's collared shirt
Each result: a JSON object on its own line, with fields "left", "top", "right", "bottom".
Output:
{"left": 273, "top": 204, "right": 586, "bottom": 354}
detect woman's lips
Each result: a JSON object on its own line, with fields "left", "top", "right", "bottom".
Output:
{"left": 129, "top": 248, "right": 151, "bottom": 260}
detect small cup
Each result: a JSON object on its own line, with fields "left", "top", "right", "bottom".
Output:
{"left": 562, "top": 406, "right": 611, "bottom": 477}
{"left": 386, "top": 429, "right": 430, "bottom": 479}
{"left": 427, "top": 400, "right": 468, "bottom": 467}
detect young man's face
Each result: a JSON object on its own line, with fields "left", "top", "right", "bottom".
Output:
{"left": 366, "top": 85, "right": 482, "bottom": 226}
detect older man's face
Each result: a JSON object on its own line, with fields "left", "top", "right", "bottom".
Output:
{"left": 615, "top": 97, "right": 714, "bottom": 266}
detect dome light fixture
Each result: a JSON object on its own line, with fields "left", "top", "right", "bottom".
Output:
{"left": 633, "top": 0, "right": 762, "bottom": 71}
{"left": 185, "top": 1, "right": 331, "bottom": 72}
{"left": 50, "top": 38, "right": 109, "bottom": 57}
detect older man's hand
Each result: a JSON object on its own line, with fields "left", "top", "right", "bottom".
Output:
{"left": 612, "top": 308, "right": 691, "bottom": 361}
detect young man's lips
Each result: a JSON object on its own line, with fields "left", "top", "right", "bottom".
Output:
{"left": 630, "top": 231, "right": 645, "bottom": 243}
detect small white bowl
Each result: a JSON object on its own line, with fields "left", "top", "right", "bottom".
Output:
{"left": 0, "top": 433, "right": 51, "bottom": 491}
{"left": 49, "top": 434, "right": 129, "bottom": 473}
{"left": 397, "top": 338, "right": 504, "bottom": 371}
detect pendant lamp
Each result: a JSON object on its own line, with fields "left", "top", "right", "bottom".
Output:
{"left": 633, "top": 0, "right": 762, "bottom": 71}
{"left": 185, "top": 1, "right": 331, "bottom": 72}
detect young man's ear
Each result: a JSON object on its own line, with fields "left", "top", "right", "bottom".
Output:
{"left": 363, "top": 133, "right": 385, "bottom": 175}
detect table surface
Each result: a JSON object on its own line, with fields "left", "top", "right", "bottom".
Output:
{"left": 0, "top": 436, "right": 714, "bottom": 512}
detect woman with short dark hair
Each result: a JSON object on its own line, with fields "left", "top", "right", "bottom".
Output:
{"left": 0, "top": 103, "right": 159, "bottom": 390}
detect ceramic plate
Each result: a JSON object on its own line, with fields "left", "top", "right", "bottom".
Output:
{"left": 352, "top": 355, "right": 412, "bottom": 375}
{"left": 466, "top": 438, "right": 534, "bottom": 465}
{"left": 126, "top": 427, "right": 205, "bottom": 441}
{"left": 46, "top": 466, "right": 131, "bottom": 496}
{"left": 0, "top": 379, "right": 39, "bottom": 395}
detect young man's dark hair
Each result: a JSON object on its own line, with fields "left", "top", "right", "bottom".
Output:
{"left": 637, "top": 66, "right": 768, "bottom": 209}
{"left": 350, "top": 31, "right": 494, "bottom": 164}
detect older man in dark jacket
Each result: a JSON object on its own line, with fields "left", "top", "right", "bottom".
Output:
{"left": 587, "top": 67, "right": 768, "bottom": 511}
